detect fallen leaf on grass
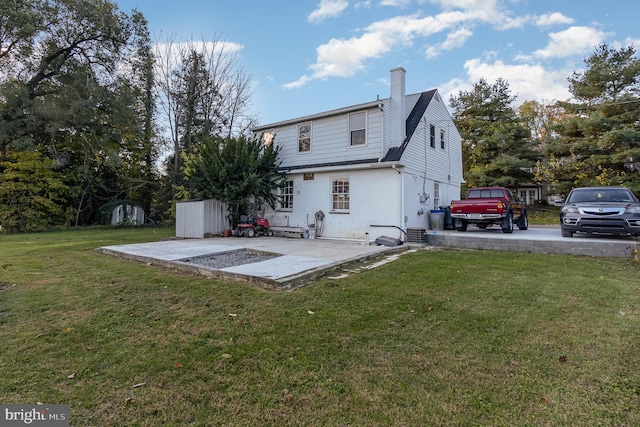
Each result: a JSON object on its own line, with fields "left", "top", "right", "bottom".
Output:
{"left": 132, "top": 382, "right": 147, "bottom": 389}
{"left": 221, "top": 354, "right": 232, "bottom": 359}
{"left": 228, "top": 313, "right": 238, "bottom": 317}
{"left": 307, "top": 310, "right": 315, "bottom": 315}
{"left": 124, "top": 397, "right": 134, "bottom": 404}
{"left": 66, "top": 328, "right": 72, "bottom": 334}
{"left": 173, "top": 362, "right": 183, "bottom": 369}
{"left": 67, "top": 373, "right": 75, "bottom": 379}
{"left": 558, "top": 355, "right": 567, "bottom": 363}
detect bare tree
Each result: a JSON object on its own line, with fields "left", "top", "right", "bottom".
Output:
{"left": 153, "top": 33, "right": 257, "bottom": 195}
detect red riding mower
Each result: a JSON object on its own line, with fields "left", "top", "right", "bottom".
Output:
{"left": 234, "top": 214, "right": 273, "bottom": 238}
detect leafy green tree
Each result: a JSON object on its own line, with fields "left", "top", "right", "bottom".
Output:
{"left": 0, "top": 0, "right": 42, "bottom": 64}
{"left": 0, "top": 151, "right": 76, "bottom": 232}
{"left": 450, "top": 78, "right": 538, "bottom": 190}
{"left": 543, "top": 44, "right": 640, "bottom": 194}
{"left": 0, "top": 1, "right": 161, "bottom": 227}
{"left": 181, "top": 135, "right": 286, "bottom": 227}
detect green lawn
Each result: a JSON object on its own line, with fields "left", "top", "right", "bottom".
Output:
{"left": 1, "top": 227, "right": 639, "bottom": 426}
{"left": 528, "top": 205, "right": 562, "bottom": 226}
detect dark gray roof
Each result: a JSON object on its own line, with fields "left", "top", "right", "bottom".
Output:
{"left": 381, "top": 89, "right": 436, "bottom": 162}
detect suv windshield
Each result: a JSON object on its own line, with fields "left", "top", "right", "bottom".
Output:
{"left": 567, "top": 188, "right": 634, "bottom": 203}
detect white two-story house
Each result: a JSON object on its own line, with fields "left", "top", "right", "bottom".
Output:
{"left": 252, "top": 67, "right": 463, "bottom": 242}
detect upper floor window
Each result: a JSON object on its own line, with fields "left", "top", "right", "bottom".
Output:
{"left": 331, "top": 177, "right": 350, "bottom": 212}
{"left": 263, "top": 130, "right": 275, "bottom": 147}
{"left": 298, "top": 123, "right": 311, "bottom": 152}
{"left": 349, "top": 112, "right": 366, "bottom": 146}
{"left": 430, "top": 124, "right": 436, "bottom": 148}
{"left": 280, "top": 180, "right": 294, "bottom": 210}
{"left": 440, "top": 129, "right": 445, "bottom": 149}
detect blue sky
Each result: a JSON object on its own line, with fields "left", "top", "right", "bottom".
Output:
{"left": 115, "top": 0, "right": 639, "bottom": 126}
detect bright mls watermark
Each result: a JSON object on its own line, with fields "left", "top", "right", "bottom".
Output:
{"left": 0, "top": 405, "right": 69, "bottom": 426}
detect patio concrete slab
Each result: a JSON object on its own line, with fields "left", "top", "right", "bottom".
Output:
{"left": 96, "top": 237, "right": 406, "bottom": 290}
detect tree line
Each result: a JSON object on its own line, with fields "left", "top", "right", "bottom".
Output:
{"left": 0, "top": 0, "right": 264, "bottom": 232}
{"left": 1, "top": 0, "right": 638, "bottom": 232}
{"left": 450, "top": 44, "right": 640, "bottom": 198}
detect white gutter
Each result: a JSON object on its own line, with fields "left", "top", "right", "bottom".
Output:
{"left": 283, "top": 161, "right": 401, "bottom": 175}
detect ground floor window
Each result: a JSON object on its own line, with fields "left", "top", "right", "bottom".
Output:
{"left": 433, "top": 182, "right": 440, "bottom": 209}
{"left": 332, "top": 177, "right": 350, "bottom": 211}
{"left": 280, "top": 180, "right": 293, "bottom": 210}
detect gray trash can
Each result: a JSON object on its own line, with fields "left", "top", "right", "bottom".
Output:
{"left": 430, "top": 210, "right": 445, "bottom": 230}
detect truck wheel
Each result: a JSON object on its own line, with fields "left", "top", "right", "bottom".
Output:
{"left": 501, "top": 213, "right": 513, "bottom": 233}
{"left": 561, "top": 228, "right": 573, "bottom": 238}
{"left": 518, "top": 212, "right": 528, "bottom": 230}
{"left": 455, "top": 219, "right": 467, "bottom": 232}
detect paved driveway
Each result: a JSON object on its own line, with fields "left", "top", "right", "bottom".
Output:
{"left": 426, "top": 225, "right": 637, "bottom": 258}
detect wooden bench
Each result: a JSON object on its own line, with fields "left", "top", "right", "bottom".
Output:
{"left": 269, "top": 226, "right": 304, "bottom": 238}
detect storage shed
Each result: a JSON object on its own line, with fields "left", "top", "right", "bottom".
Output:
{"left": 176, "top": 199, "right": 228, "bottom": 238}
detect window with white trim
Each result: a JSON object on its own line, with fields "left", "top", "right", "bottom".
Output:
{"left": 349, "top": 112, "right": 366, "bottom": 146}
{"left": 430, "top": 124, "right": 436, "bottom": 148}
{"left": 298, "top": 123, "right": 311, "bottom": 152}
{"left": 433, "top": 182, "right": 440, "bottom": 209}
{"left": 331, "top": 177, "right": 350, "bottom": 211}
{"left": 440, "top": 129, "right": 445, "bottom": 149}
{"left": 280, "top": 180, "right": 293, "bottom": 210}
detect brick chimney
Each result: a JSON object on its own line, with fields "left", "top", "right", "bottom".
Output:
{"left": 390, "top": 66, "right": 406, "bottom": 145}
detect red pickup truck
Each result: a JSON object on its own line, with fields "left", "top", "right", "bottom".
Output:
{"left": 449, "top": 187, "right": 528, "bottom": 233}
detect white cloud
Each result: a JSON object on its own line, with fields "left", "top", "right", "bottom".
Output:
{"left": 308, "top": 0, "right": 349, "bottom": 23}
{"left": 426, "top": 27, "right": 473, "bottom": 59}
{"left": 287, "top": 0, "right": 525, "bottom": 88}
{"left": 533, "top": 26, "right": 609, "bottom": 59}
{"left": 441, "top": 57, "right": 572, "bottom": 105}
{"left": 354, "top": 0, "right": 372, "bottom": 8}
{"left": 622, "top": 37, "right": 640, "bottom": 48}
{"left": 380, "top": 0, "right": 412, "bottom": 7}
{"left": 536, "top": 12, "right": 574, "bottom": 27}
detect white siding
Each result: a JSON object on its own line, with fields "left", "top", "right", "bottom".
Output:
{"left": 263, "top": 168, "right": 403, "bottom": 240}
{"left": 252, "top": 87, "right": 464, "bottom": 241}
{"left": 399, "top": 91, "right": 464, "bottom": 206}
{"left": 273, "top": 106, "right": 384, "bottom": 168}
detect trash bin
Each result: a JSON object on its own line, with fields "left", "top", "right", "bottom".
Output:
{"left": 440, "top": 206, "right": 454, "bottom": 230}
{"left": 429, "top": 209, "right": 445, "bottom": 230}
